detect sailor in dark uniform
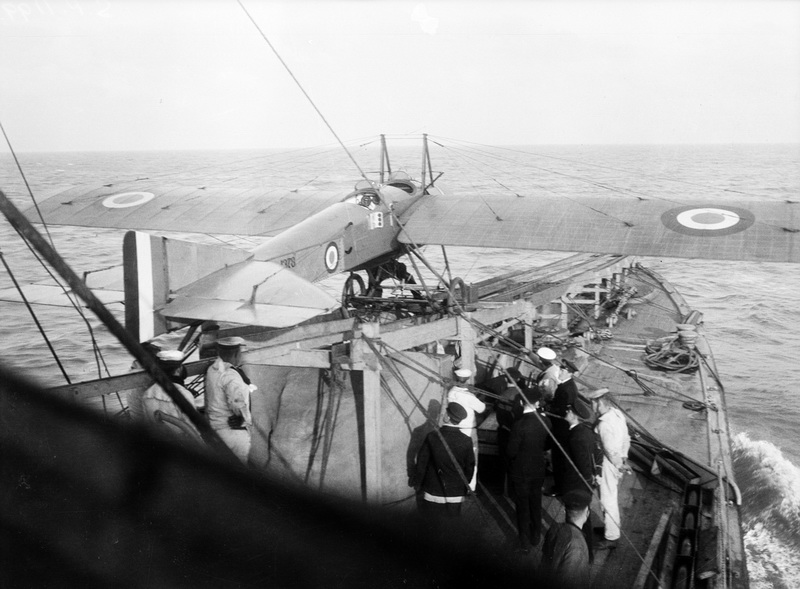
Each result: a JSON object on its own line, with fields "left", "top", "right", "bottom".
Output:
{"left": 541, "top": 488, "right": 592, "bottom": 589}
{"left": 506, "top": 386, "right": 550, "bottom": 551}
{"left": 562, "top": 402, "right": 597, "bottom": 563}
{"left": 547, "top": 361, "right": 580, "bottom": 497}
{"left": 413, "top": 402, "right": 475, "bottom": 519}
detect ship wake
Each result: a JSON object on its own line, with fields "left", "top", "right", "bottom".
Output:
{"left": 733, "top": 432, "right": 800, "bottom": 589}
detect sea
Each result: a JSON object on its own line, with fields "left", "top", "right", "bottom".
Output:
{"left": 1, "top": 141, "right": 798, "bottom": 588}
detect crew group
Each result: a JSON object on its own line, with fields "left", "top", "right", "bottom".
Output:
{"left": 412, "top": 347, "right": 631, "bottom": 587}
{"left": 127, "top": 336, "right": 255, "bottom": 463}
{"left": 129, "top": 339, "right": 631, "bottom": 584}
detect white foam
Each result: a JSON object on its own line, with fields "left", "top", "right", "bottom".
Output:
{"left": 734, "top": 433, "right": 800, "bottom": 588}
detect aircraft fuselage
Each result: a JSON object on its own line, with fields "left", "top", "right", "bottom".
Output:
{"left": 250, "top": 182, "right": 429, "bottom": 284}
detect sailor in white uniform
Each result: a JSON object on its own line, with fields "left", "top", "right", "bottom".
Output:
{"left": 446, "top": 367, "right": 486, "bottom": 491}
{"left": 204, "top": 336, "right": 255, "bottom": 464}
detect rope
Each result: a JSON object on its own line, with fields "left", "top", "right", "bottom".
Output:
{"left": 319, "top": 370, "right": 345, "bottom": 488}
{"left": 644, "top": 336, "right": 700, "bottom": 373}
{"left": 305, "top": 370, "right": 328, "bottom": 484}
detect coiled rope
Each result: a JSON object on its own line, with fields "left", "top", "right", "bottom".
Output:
{"left": 643, "top": 335, "right": 699, "bottom": 373}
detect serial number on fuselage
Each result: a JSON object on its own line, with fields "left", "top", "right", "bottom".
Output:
{"left": 279, "top": 256, "right": 296, "bottom": 268}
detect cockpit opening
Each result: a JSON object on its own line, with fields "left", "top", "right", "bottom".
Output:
{"left": 344, "top": 189, "right": 381, "bottom": 210}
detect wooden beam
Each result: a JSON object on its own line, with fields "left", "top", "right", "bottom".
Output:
{"left": 245, "top": 332, "right": 346, "bottom": 365}
{"left": 633, "top": 509, "right": 673, "bottom": 589}
{"left": 244, "top": 349, "right": 331, "bottom": 369}
{"left": 239, "top": 316, "right": 356, "bottom": 347}
{"left": 47, "top": 359, "right": 213, "bottom": 402}
{"left": 357, "top": 322, "right": 383, "bottom": 503}
{"left": 380, "top": 317, "right": 459, "bottom": 351}
{"left": 470, "top": 299, "right": 529, "bottom": 326}
{"left": 457, "top": 314, "right": 477, "bottom": 377}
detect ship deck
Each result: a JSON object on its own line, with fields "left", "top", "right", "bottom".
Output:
{"left": 472, "top": 262, "right": 746, "bottom": 588}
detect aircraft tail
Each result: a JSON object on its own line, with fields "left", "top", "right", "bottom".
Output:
{"left": 123, "top": 231, "right": 340, "bottom": 341}
{"left": 123, "top": 231, "right": 252, "bottom": 341}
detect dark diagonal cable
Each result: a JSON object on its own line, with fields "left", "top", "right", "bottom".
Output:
{"left": 236, "top": 0, "right": 368, "bottom": 182}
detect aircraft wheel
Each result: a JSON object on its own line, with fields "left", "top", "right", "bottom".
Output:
{"left": 341, "top": 273, "right": 367, "bottom": 317}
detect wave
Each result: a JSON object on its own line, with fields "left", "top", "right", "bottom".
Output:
{"left": 733, "top": 433, "right": 800, "bottom": 588}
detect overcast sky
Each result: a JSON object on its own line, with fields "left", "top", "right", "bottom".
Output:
{"left": 1, "top": 0, "right": 798, "bottom": 151}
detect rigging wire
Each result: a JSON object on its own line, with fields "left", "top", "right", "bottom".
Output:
{"left": 1, "top": 118, "right": 114, "bottom": 383}
{"left": 362, "top": 337, "right": 507, "bottom": 531}
{"left": 0, "top": 189, "right": 236, "bottom": 457}
{"left": 431, "top": 136, "right": 799, "bottom": 234}
{"left": 371, "top": 335, "right": 663, "bottom": 586}
{"left": 432, "top": 140, "right": 646, "bottom": 227}
{"left": 374, "top": 209, "right": 699, "bottom": 405}
{"left": 433, "top": 134, "right": 791, "bottom": 202}
{"left": 0, "top": 251, "right": 71, "bottom": 383}
{"left": 236, "top": 0, "right": 369, "bottom": 182}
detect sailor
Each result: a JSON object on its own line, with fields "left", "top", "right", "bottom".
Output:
{"left": 534, "top": 347, "right": 561, "bottom": 402}
{"left": 541, "top": 488, "right": 592, "bottom": 589}
{"left": 495, "top": 367, "right": 526, "bottom": 493}
{"left": 204, "top": 336, "right": 255, "bottom": 464}
{"left": 585, "top": 387, "right": 632, "bottom": 550}
{"left": 412, "top": 402, "right": 475, "bottom": 519}
{"left": 446, "top": 367, "right": 486, "bottom": 491}
{"left": 506, "top": 386, "right": 550, "bottom": 551}
{"left": 546, "top": 360, "right": 581, "bottom": 497}
{"left": 136, "top": 349, "right": 201, "bottom": 442}
{"left": 562, "top": 401, "right": 596, "bottom": 563}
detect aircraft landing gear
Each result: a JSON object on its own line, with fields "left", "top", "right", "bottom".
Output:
{"left": 341, "top": 273, "right": 367, "bottom": 318}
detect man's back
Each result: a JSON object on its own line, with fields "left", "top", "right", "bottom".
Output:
{"left": 506, "top": 411, "right": 551, "bottom": 479}
{"left": 541, "top": 522, "right": 590, "bottom": 588}
{"left": 204, "top": 357, "right": 250, "bottom": 430}
{"left": 563, "top": 423, "right": 595, "bottom": 492}
{"left": 416, "top": 427, "right": 475, "bottom": 498}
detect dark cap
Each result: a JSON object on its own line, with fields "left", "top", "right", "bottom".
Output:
{"left": 520, "top": 386, "right": 542, "bottom": 406}
{"left": 567, "top": 400, "right": 591, "bottom": 420}
{"left": 562, "top": 488, "right": 592, "bottom": 510}
{"left": 446, "top": 402, "right": 467, "bottom": 423}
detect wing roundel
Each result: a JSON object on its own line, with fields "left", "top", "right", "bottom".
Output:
{"left": 28, "top": 183, "right": 346, "bottom": 237}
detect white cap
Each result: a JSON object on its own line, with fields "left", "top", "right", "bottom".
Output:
{"left": 454, "top": 368, "right": 472, "bottom": 378}
{"left": 156, "top": 349, "right": 184, "bottom": 363}
{"left": 536, "top": 347, "right": 557, "bottom": 361}
{"left": 217, "top": 336, "right": 245, "bottom": 348}
{"left": 584, "top": 387, "right": 610, "bottom": 400}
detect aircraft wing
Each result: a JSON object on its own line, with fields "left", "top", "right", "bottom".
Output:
{"left": 398, "top": 195, "right": 800, "bottom": 263}
{"left": 26, "top": 183, "right": 347, "bottom": 237}
{"left": 160, "top": 259, "right": 339, "bottom": 328}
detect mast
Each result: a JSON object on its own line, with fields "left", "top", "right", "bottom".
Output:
{"left": 421, "top": 133, "right": 428, "bottom": 191}
{"left": 380, "top": 134, "right": 390, "bottom": 183}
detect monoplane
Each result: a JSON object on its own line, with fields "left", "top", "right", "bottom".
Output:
{"left": 20, "top": 134, "right": 800, "bottom": 343}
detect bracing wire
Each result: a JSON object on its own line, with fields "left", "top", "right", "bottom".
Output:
{"left": 0, "top": 251, "right": 71, "bottom": 383}
{"left": 236, "top": 0, "right": 369, "bottom": 182}
{"left": 1, "top": 118, "right": 114, "bottom": 383}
